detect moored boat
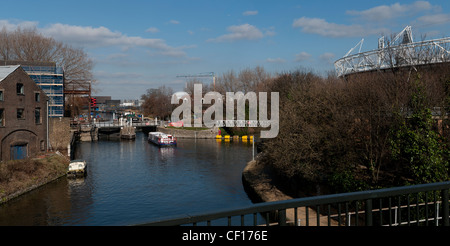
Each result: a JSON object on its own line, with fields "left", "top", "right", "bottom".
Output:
{"left": 148, "top": 132, "right": 177, "bottom": 147}
{"left": 67, "top": 160, "right": 87, "bottom": 177}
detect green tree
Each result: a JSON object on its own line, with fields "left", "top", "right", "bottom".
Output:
{"left": 389, "top": 75, "right": 449, "bottom": 184}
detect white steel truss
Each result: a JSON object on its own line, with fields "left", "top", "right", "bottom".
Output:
{"left": 334, "top": 26, "right": 450, "bottom": 77}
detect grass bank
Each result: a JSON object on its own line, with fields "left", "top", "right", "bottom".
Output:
{"left": 0, "top": 154, "right": 70, "bottom": 204}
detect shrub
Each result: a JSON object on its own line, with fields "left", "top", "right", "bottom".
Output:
{"left": 389, "top": 75, "right": 449, "bottom": 184}
{"left": 261, "top": 66, "right": 450, "bottom": 194}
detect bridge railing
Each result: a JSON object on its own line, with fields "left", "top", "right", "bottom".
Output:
{"left": 92, "top": 121, "right": 158, "bottom": 128}
{"left": 136, "top": 181, "right": 450, "bottom": 226}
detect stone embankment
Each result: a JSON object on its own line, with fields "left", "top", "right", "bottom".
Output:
{"left": 242, "top": 159, "right": 338, "bottom": 226}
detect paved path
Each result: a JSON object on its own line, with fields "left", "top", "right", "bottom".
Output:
{"left": 243, "top": 160, "right": 339, "bottom": 226}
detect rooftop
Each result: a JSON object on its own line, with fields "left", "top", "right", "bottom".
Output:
{"left": 0, "top": 65, "right": 20, "bottom": 82}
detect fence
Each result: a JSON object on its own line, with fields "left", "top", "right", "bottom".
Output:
{"left": 136, "top": 181, "right": 450, "bottom": 226}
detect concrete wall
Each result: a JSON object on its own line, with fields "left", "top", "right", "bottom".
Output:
{"left": 156, "top": 126, "right": 219, "bottom": 139}
{"left": 48, "top": 117, "right": 72, "bottom": 151}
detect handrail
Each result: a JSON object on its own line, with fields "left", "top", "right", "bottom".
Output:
{"left": 135, "top": 181, "right": 450, "bottom": 226}
{"left": 92, "top": 121, "right": 158, "bottom": 128}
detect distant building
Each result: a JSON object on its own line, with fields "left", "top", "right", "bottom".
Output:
{"left": 91, "top": 96, "right": 111, "bottom": 112}
{"left": 0, "top": 65, "right": 49, "bottom": 161}
{"left": 0, "top": 60, "right": 64, "bottom": 117}
{"left": 93, "top": 96, "right": 111, "bottom": 104}
{"left": 106, "top": 99, "right": 120, "bottom": 109}
{"left": 121, "top": 99, "right": 142, "bottom": 108}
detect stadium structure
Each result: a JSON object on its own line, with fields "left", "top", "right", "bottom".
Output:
{"left": 334, "top": 26, "right": 450, "bottom": 77}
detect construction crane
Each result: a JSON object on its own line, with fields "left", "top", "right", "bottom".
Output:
{"left": 176, "top": 72, "right": 216, "bottom": 91}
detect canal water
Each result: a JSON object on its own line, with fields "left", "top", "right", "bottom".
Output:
{"left": 0, "top": 132, "right": 257, "bottom": 225}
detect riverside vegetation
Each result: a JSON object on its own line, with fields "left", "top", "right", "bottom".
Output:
{"left": 260, "top": 65, "right": 450, "bottom": 197}
{"left": 0, "top": 154, "right": 69, "bottom": 203}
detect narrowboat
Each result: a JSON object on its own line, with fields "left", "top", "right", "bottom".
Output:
{"left": 148, "top": 132, "right": 177, "bottom": 147}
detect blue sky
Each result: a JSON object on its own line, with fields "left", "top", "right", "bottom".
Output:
{"left": 1, "top": 0, "right": 450, "bottom": 99}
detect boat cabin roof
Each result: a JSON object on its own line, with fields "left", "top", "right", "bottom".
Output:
{"left": 150, "top": 132, "right": 173, "bottom": 137}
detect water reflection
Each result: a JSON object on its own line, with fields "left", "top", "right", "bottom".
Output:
{"left": 0, "top": 132, "right": 255, "bottom": 225}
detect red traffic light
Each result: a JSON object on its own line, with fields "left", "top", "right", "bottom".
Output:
{"left": 90, "top": 97, "right": 97, "bottom": 107}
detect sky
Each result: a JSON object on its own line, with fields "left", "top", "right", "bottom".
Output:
{"left": 1, "top": 0, "right": 450, "bottom": 99}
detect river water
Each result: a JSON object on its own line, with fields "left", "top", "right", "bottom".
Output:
{"left": 0, "top": 131, "right": 257, "bottom": 225}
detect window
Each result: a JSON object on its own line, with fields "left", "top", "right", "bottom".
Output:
{"left": 35, "top": 108, "right": 41, "bottom": 124}
{"left": 17, "top": 83, "right": 24, "bottom": 95}
{"left": 0, "top": 109, "right": 4, "bottom": 126}
{"left": 35, "top": 92, "right": 40, "bottom": 102}
{"left": 0, "top": 90, "right": 3, "bottom": 101}
{"left": 17, "top": 108, "right": 24, "bottom": 119}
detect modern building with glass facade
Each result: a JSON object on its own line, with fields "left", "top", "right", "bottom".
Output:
{"left": 21, "top": 65, "right": 64, "bottom": 117}
{"left": 1, "top": 61, "right": 64, "bottom": 118}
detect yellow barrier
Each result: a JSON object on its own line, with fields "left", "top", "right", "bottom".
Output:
{"left": 215, "top": 135, "right": 253, "bottom": 143}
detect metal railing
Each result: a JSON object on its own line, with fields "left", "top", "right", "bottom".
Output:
{"left": 93, "top": 121, "right": 158, "bottom": 128}
{"left": 69, "top": 121, "right": 157, "bottom": 128}
{"left": 136, "top": 181, "right": 450, "bottom": 226}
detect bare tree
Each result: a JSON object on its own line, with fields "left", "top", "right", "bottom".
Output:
{"left": 141, "top": 85, "right": 174, "bottom": 120}
{"left": 215, "top": 66, "right": 273, "bottom": 94}
{"left": 0, "top": 27, "right": 93, "bottom": 85}
{"left": 184, "top": 79, "right": 211, "bottom": 96}
{"left": 215, "top": 70, "right": 239, "bottom": 94}
{"left": 0, "top": 27, "right": 12, "bottom": 61}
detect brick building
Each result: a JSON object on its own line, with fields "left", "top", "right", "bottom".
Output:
{"left": 0, "top": 65, "right": 49, "bottom": 161}
{"left": 0, "top": 60, "right": 65, "bottom": 117}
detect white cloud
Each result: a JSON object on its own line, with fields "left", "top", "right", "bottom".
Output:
{"left": 169, "top": 20, "right": 180, "bottom": 25}
{"left": 243, "top": 10, "right": 258, "bottom": 16}
{"left": 152, "top": 49, "right": 187, "bottom": 58}
{"left": 295, "top": 52, "right": 311, "bottom": 62}
{"left": 292, "top": 1, "right": 442, "bottom": 38}
{"left": 146, "top": 27, "right": 160, "bottom": 33}
{"left": 346, "top": 1, "right": 433, "bottom": 22}
{"left": 0, "top": 19, "right": 195, "bottom": 60}
{"left": 319, "top": 52, "right": 335, "bottom": 64}
{"left": 207, "top": 23, "right": 264, "bottom": 42}
{"left": 0, "top": 19, "right": 38, "bottom": 31}
{"left": 417, "top": 13, "right": 450, "bottom": 26}
{"left": 41, "top": 23, "right": 187, "bottom": 57}
{"left": 263, "top": 26, "right": 276, "bottom": 37}
{"left": 292, "top": 17, "right": 388, "bottom": 38}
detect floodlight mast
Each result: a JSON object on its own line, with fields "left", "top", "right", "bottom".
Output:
{"left": 344, "top": 39, "right": 364, "bottom": 57}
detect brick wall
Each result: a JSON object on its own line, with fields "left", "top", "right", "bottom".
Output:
{"left": 0, "top": 67, "right": 49, "bottom": 161}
